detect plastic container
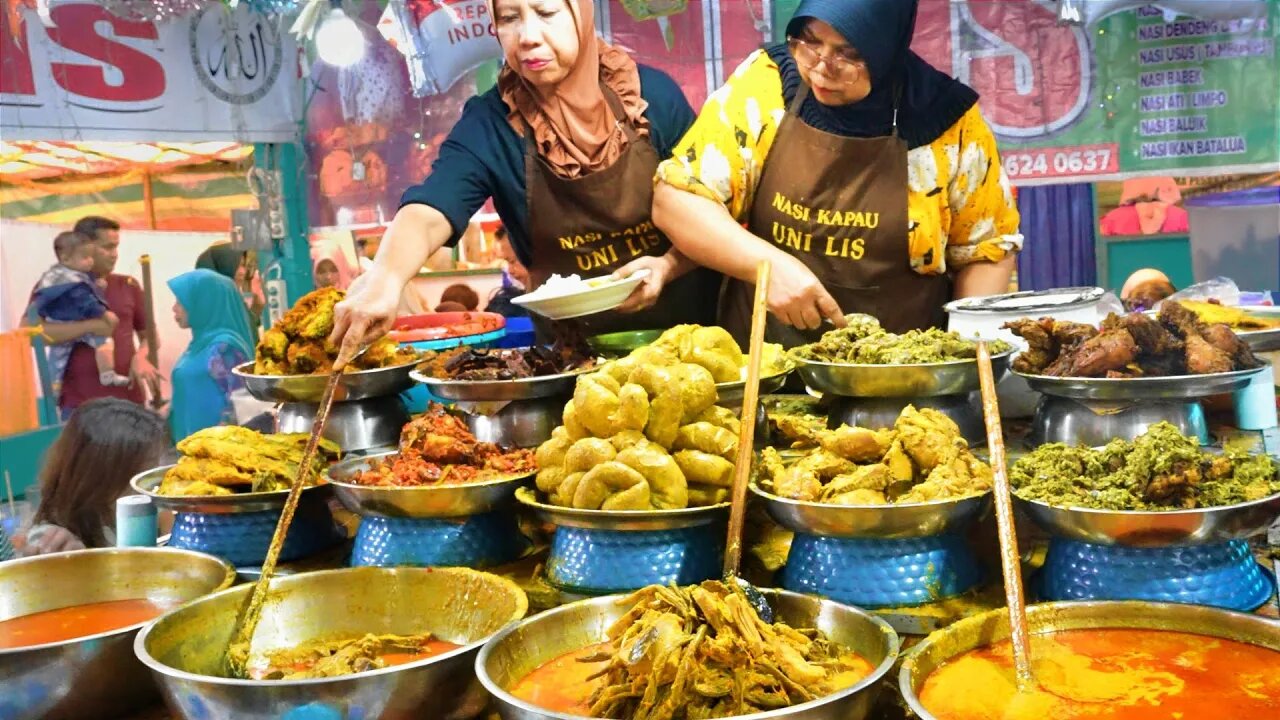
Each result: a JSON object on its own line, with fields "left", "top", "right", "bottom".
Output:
{"left": 1185, "top": 187, "right": 1280, "bottom": 292}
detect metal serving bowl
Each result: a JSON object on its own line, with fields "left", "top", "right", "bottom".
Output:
{"left": 1013, "top": 490, "right": 1280, "bottom": 547}
{"left": 899, "top": 600, "right": 1280, "bottom": 720}
{"left": 410, "top": 365, "right": 595, "bottom": 402}
{"left": 131, "top": 465, "right": 334, "bottom": 515}
{"left": 1015, "top": 363, "right": 1265, "bottom": 401}
{"left": 478, "top": 588, "right": 900, "bottom": 720}
{"left": 516, "top": 487, "right": 729, "bottom": 531}
{"left": 716, "top": 366, "right": 795, "bottom": 409}
{"left": 235, "top": 359, "right": 419, "bottom": 404}
{"left": 752, "top": 483, "right": 993, "bottom": 539}
{"left": 790, "top": 350, "right": 1013, "bottom": 398}
{"left": 328, "top": 451, "right": 533, "bottom": 518}
{"left": 0, "top": 548, "right": 234, "bottom": 720}
{"left": 135, "top": 566, "right": 528, "bottom": 720}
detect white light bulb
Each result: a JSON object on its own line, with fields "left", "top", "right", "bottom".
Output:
{"left": 315, "top": 7, "right": 366, "bottom": 68}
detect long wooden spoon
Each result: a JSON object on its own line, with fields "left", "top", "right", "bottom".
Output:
{"left": 224, "top": 344, "right": 365, "bottom": 677}
{"left": 724, "top": 261, "right": 773, "bottom": 620}
{"left": 975, "top": 341, "right": 1033, "bottom": 689}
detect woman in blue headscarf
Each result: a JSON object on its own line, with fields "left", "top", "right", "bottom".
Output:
{"left": 167, "top": 269, "right": 255, "bottom": 441}
{"left": 653, "top": 0, "right": 1022, "bottom": 346}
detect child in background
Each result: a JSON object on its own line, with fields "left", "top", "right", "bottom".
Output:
{"left": 31, "top": 231, "right": 129, "bottom": 391}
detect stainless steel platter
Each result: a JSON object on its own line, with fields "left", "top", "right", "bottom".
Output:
{"left": 900, "top": 601, "right": 1280, "bottom": 720}
{"left": 134, "top": 566, "right": 528, "bottom": 720}
{"left": 790, "top": 350, "right": 1013, "bottom": 398}
{"left": 131, "top": 465, "right": 333, "bottom": 515}
{"left": 715, "top": 365, "right": 795, "bottom": 408}
{"left": 0, "top": 548, "right": 234, "bottom": 720}
{"left": 235, "top": 359, "right": 419, "bottom": 404}
{"left": 1013, "top": 490, "right": 1280, "bottom": 547}
{"left": 477, "top": 588, "right": 900, "bottom": 720}
{"left": 409, "top": 364, "right": 595, "bottom": 402}
{"left": 515, "top": 487, "right": 729, "bottom": 531}
{"left": 752, "top": 483, "right": 992, "bottom": 539}
{"left": 1015, "top": 363, "right": 1266, "bottom": 401}
{"left": 1239, "top": 325, "right": 1280, "bottom": 352}
{"left": 327, "top": 451, "right": 533, "bottom": 518}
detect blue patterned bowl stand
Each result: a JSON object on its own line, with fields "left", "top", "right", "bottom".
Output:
{"left": 351, "top": 511, "right": 529, "bottom": 568}
{"left": 547, "top": 523, "right": 724, "bottom": 595}
{"left": 168, "top": 497, "right": 341, "bottom": 567}
{"left": 781, "top": 532, "right": 985, "bottom": 608}
{"left": 1039, "top": 538, "right": 1276, "bottom": 611}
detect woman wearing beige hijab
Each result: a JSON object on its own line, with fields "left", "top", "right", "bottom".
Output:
{"left": 332, "top": 0, "right": 712, "bottom": 349}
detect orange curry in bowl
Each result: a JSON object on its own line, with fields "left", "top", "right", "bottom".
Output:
{"left": 919, "top": 628, "right": 1280, "bottom": 720}
{"left": 0, "top": 598, "right": 173, "bottom": 649}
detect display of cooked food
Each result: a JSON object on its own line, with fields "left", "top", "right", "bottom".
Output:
{"left": 252, "top": 287, "right": 418, "bottom": 375}
{"left": 348, "top": 405, "right": 535, "bottom": 487}
{"left": 1011, "top": 422, "right": 1280, "bottom": 511}
{"left": 1006, "top": 300, "right": 1262, "bottom": 378}
{"left": 249, "top": 632, "right": 459, "bottom": 680}
{"left": 510, "top": 581, "right": 876, "bottom": 719}
{"left": 156, "top": 426, "right": 340, "bottom": 497}
{"left": 918, "top": 628, "right": 1280, "bottom": 720}
{"left": 416, "top": 342, "right": 595, "bottom": 381}
{"left": 605, "top": 323, "right": 787, "bottom": 383}
{"left": 1179, "top": 299, "right": 1280, "bottom": 331}
{"left": 533, "top": 328, "right": 752, "bottom": 510}
{"left": 757, "top": 405, "right": 993, "bottom": 505}
{"left": 792, "top": 315, "right": 1012, "bottom": 364}
{"left": 765, "top": 396, "right": 828, "bottom": 450}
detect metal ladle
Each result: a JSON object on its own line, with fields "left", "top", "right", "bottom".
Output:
{"left": 724, "top": 261, "right": 775, "bottom": 623}
{"left": 224, "top": 343, "right": 368, "bottom": 678}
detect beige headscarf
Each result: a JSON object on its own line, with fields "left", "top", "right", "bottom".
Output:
{"left": 494, "top": 0, "right": 649, "bottom": 178}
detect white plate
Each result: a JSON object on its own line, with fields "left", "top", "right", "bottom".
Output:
{"left": 512, "top": 269, "right": 649, "bottom": 320}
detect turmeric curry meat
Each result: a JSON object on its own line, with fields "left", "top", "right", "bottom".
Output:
{"left": 1005, "top": 300, "right": 1261, "bottom": 378}
{"left": 756, "top": 405, "right": 993, "bottom": 505}
{"left": 157, "top": 426, "right": 340, "bottom": 497}
{"left": 575, "top": 581, "right": 875, "bottom": 720}
{"left": 252, "top": 287, "right": 417, "bottom": 375}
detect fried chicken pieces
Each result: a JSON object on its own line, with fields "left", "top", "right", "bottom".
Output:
{"left": 253, "top": 287, "right": 417, "bottom": 375}
{"left": 351, "top": 405, "right": 534, "bottom": 487}
{"left": 584, "top": 582, "right": 873, "bottom": 720}
{"left": 535, "top": 329, "right": 751, "bottom": 511}
{"left": 758, "top": 406, "right": 993, "bottom": 505}
{"left": 1005, "top": 301, "right": 1261, "bottom": 378}
{"left": 157, "top": 426, "right": 340, "bottom": 496}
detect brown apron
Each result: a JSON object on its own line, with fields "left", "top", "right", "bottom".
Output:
{"left": 524, "top": 87, "right": 718, "bottom": 337}
{"left": 721, "top": 84, "right": 951, "bottom": 347}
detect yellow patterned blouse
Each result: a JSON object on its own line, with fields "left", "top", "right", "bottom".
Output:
{"left": 656, "top": 51, "right": 1023, "bottom": 274}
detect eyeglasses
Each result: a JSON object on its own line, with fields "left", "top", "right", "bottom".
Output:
{"left": 788, "top": 36, "right": 866, "bottom": 81}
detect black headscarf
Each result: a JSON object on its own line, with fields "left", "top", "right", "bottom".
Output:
{"left": 195, "top": 243, "right": 245, "bottom": 279}
{"left": 768, "top": 0, "right": 979, "bottom": 149}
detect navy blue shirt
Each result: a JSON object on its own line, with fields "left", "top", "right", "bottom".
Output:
{"left": 400, "top": 65, "right": 695, "bottom": 267}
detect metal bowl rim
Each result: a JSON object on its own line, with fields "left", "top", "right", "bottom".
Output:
{"left": 715, "top": 363, "right": 796, "bottom": 390}
{"left": 0, "top": 547, "right": 234, "bottom": 656}
{"left": 897, "top": 600, "right": 1280, "bottom": 720}
{"left": 408, "top": 362, "right": 599, "bottom": 388}
{"left": 1012, "top": 489, "right": 1280, "bottom": 518}
{"left": 515, "top": 486, "right": 730, "bottom": 521}
{"left": 327, "top": 450, "right": 536, "bottom": 494}
{"left": 132, "top": 566, "right": 527, "bottom": 688}
{"left": 1012, "top": 363, "right": 1266, "bottom": 386}
{"left": 475, "top": 589, "right": 901, "bottom": 720}
{"left": 232, "top": 358, "right": 421, "bottom": 382}
{"left": 130, "top": 464, "right": 332, "bottom": 507}
{"left": 787, "top": 347, "right": 1015, "bottom": 369}
{"left": 750, "top": 481, "right": 992, "bottom": 512}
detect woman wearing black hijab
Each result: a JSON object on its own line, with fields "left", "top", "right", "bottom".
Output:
{"left": 653, "top": 0, "right": 1023, "bottom": 345}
